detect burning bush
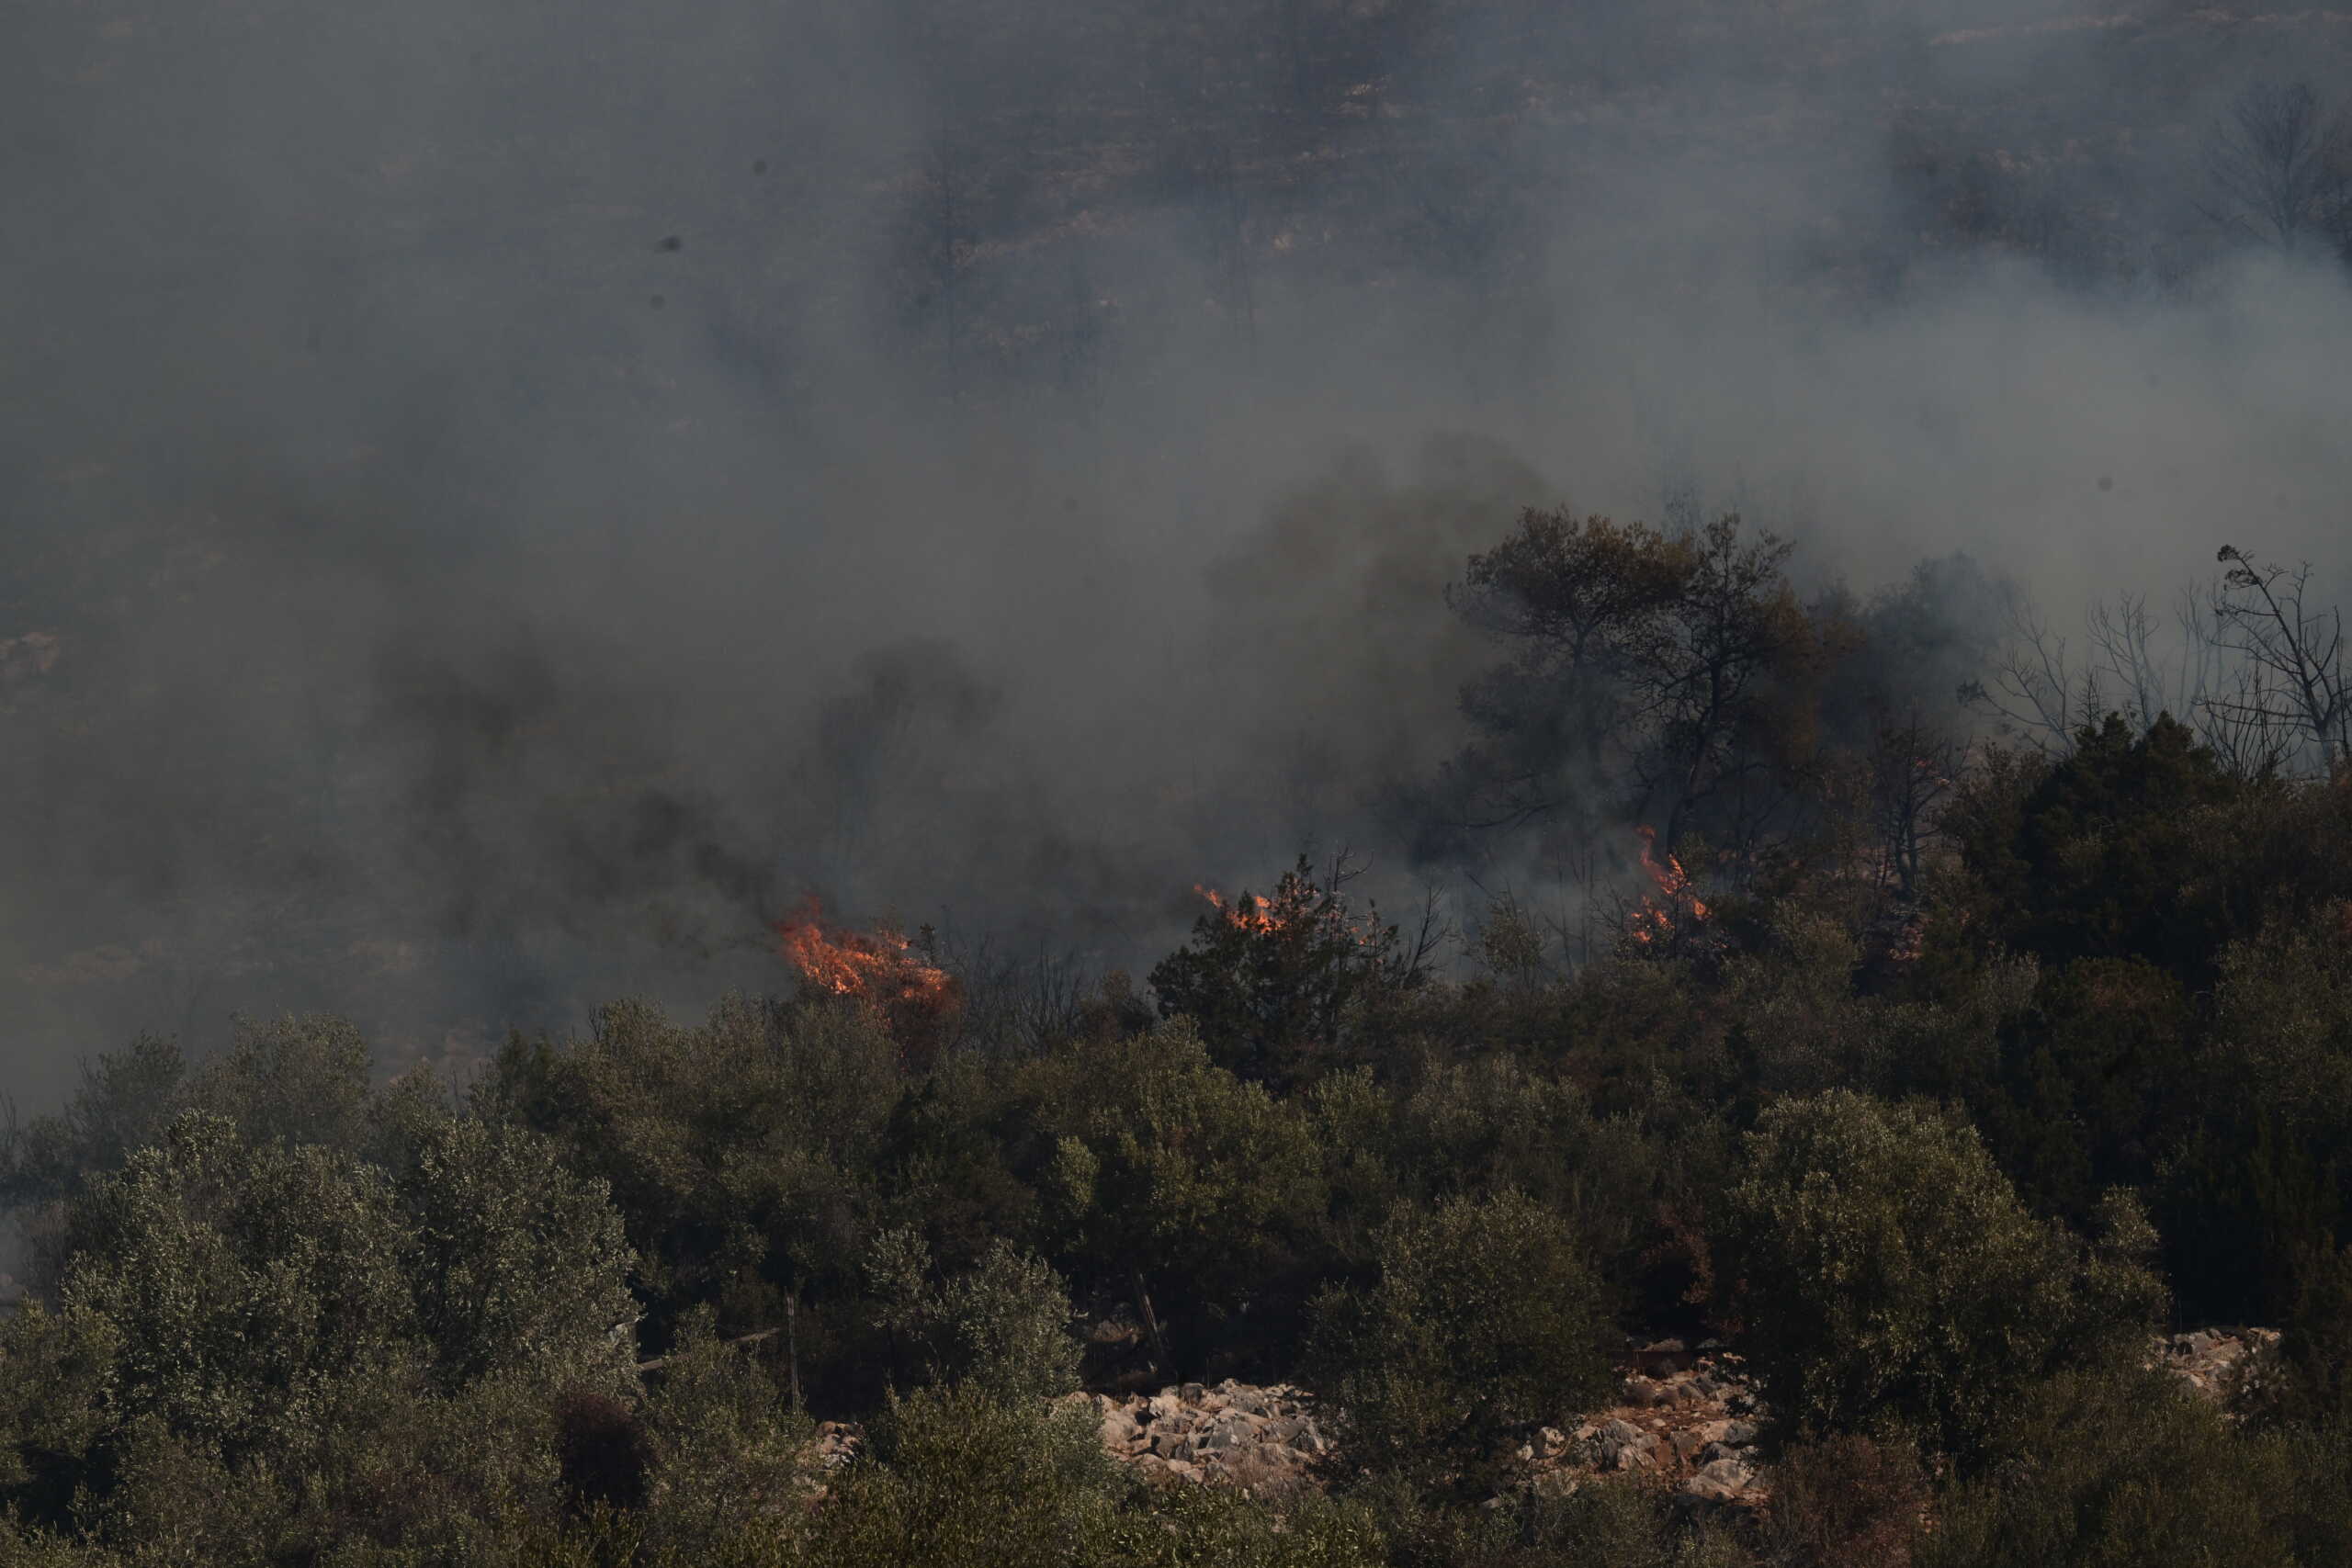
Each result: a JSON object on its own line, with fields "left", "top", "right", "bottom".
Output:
{"left": 1148, "top": 855, "right": 1427, "bottom": 1086}
{"left": 1627, "top": 824, "right": 1712, "bottom": 950}
{"left": 775, "top": 898, "right": 964, "bottom": 1066}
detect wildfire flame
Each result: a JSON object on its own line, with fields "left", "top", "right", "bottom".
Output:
{"left": 1630, "top": 826, "right": 1709, "bottom": 946}
{"left": 1193, "top": 881, "right": 1376, "bottom": 945}
{"left": 774, "top": 897, "right": 961, "bottom": 1054}
{"left": 1196, "top": 885, "right": 1287, "bottom": 934}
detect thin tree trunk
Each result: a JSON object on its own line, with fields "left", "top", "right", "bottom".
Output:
{"left": 1133, "top": 1269, "right": 1171, "bottom": 1383}
{"left": 786, "top": 1292, "right": 802, "bottom": 1411}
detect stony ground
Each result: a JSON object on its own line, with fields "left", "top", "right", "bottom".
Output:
{"left": 801, "top": 1325, "right": 2282, "bottom": 1514}
{"left": 2160, "top": 1325, "right": 2280, "bottom": 1402}
{"left": 1532, "top": 1339, "right": 1770, "bottom": 1510}
{"left": 1066, "top": 1337, "right": 1773, "bottom": 1510}
{"left": 1082, "top": 1381, "right": 1331, "bottom": 1494}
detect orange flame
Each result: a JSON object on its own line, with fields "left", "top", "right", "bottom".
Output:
{"left": 1196, "top": 885, "right": 1288, "bottom": 934}
{"left": 1634, "top": 827, "right": 1708, "bottom": 919}
{"left": 775, "top": 898, "right": 961, "bottom": 1055}
{"left": 1193, "top": 882, "right": 1376, "bottom": 945}
{"left": 1629, "top": 827, "right": 1709, "bottom": 945}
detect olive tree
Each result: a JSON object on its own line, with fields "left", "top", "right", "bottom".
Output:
{"left": 55, "top": 1111, "right": 417, "bottom": 1459}
{"left": 1307, "top": 1190, "right": 1616, "bottom": 1493}
{"left": 1722, "top": 1090, "right": 2165, "bottom": 1464}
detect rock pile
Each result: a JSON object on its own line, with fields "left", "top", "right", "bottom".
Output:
{"left": 2159, "top": 1326, "right": 2281, "bottom": 1404}
{"left": 812, "top": 1420, "right": 863, "bottom": 1470}
{"left": 799, "top": 1325, "right": 2284, "bottom": 1507}
{"left": 1082, "top": 1380, "right": 1330, "bottom": 1492}
{"left": 1519, "top": 1340, "right": 1770, "bottom": 1513}
{"left": 1069, "top": 1341, "right": 1771, "bottom": 1506}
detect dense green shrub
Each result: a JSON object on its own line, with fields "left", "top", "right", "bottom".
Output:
{"left": 16, "top": 1297, "right": 588, "bottom": 1564}
{"left": 870, "top": 1055, "right": 1041, "bottom": 1275}
{"left": 0, "top": 1074, "right": 651, "bottom": 1563}
{"left": 1034, "top": 1021, "right": 1327, "bottom": 1377}
{"left": 632, "top": 1307, "right": 818, "bottom": 1564}
{"left": 0, "top": 1036, "right": 185, "bottom": 1211}
{"left": 2208, "top": 919, "right": 2352, "bottom": 1145}
{"left": 1307, "top": 1190, "right": 1615, "bottom": 1494}
{"left": 935, "top": 1240, "right": 1083, "bottom": 1403}
{"left": 2156, "top": 917, "right": 2352, "bottom": 1324}
{"left": 187, "top": 1012, "right": 377, "bottom": 1155}
{"left": 1756, "top": 1432, "right": 1927, "bottom": 1568}
{"left": 1918, "top": 1369, "right": 2300, "bottom": 1568}
{"left": 0, "top": 1301, "right": 119, "bottom": 1529}
{"left": 1148, "top": 856, "right": 1424, "bottom": 1087}
{"left": 55, "top": 1111, "right": 419, "bottom": 1459}
{"left": 478, "top": 994, "right": 903, "bottom": 1383}
{"left": 1965, "top": 956, "right": 2194, "bottom": 1226}
{"left": 820, "top": 1382, "right": 1389, "bottom": 1568}
{"left": 1717, "top": 909, "right": 1876, "bottom": 1102}
{"left": 1944, "top": 714, "right": 2244, "bottom": 977}
{"left": 818, "top": 1382, "right": 1125, "bottom": 1568}
{"left": 864, "top": 1229, "right": 1081, "bottom": 1402}
{"left": 390, "top": 1111, "right": 639, "bottom": 1389}
{"left": 1375, "top": 1054, "right": 1688, "bottom": 1309}
{"left": 1722, "top": 1090, "right": 2165, "bottom": 1464}
{"left": 1361, "top": 1473, "right": 1749, "bottom": 1568}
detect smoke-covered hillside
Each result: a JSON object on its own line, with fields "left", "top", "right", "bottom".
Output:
{"left": 6, "top": 0, "right": 2351, "bottom": 1093}
{"left": 6, "top": 7, "right": 2352, "bottom": 1562}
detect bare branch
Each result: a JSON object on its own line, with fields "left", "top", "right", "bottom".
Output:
{"left": 1961, "top": 590, "right": 2078, "bottom": 752}
{"left": 2206, "top": 546, "right": 2349, "bottom": 774}
{"left": 2201, "top": 80, "right": 2352, "bottom": 255}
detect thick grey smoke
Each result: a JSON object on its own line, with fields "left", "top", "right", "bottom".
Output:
{"left": 5, "top": 0, "right": 2350, "bottom": 1100}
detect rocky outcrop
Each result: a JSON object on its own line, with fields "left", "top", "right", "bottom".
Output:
{"left": 812, "top": 1420, "right": 863, "bottom": 1471}
{"left": 1069, "top": 1348, "right": 1772, "bottom": 1509}
{"left": 1517, "top": 1340, "right": 1770, "bottom": 1514}
{"left": 800, "top": 1325, "right": 2281, "bottom": 1506}
{"left": 1080, "top": 1380, "right": 1329, "bottom": 1493}
{"left": 2158, "top": 1326, "right": 2281, "bottom": 1407}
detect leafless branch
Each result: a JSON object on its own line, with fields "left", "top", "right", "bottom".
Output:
{"left": 1869, "top": 709, "right": 1962, "bottom": 902}
{"left": 1961, "top": 591, "right": 2079, "bottom": 753}
{"left": 2201, "top": 80, "right": 2352, "bottom": 256}
{"left": 2207, "top": 546, "right": 2348, "bottom": 774}
{"left": 2087, "top": 593, "right": 2172, "bottom": 729}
